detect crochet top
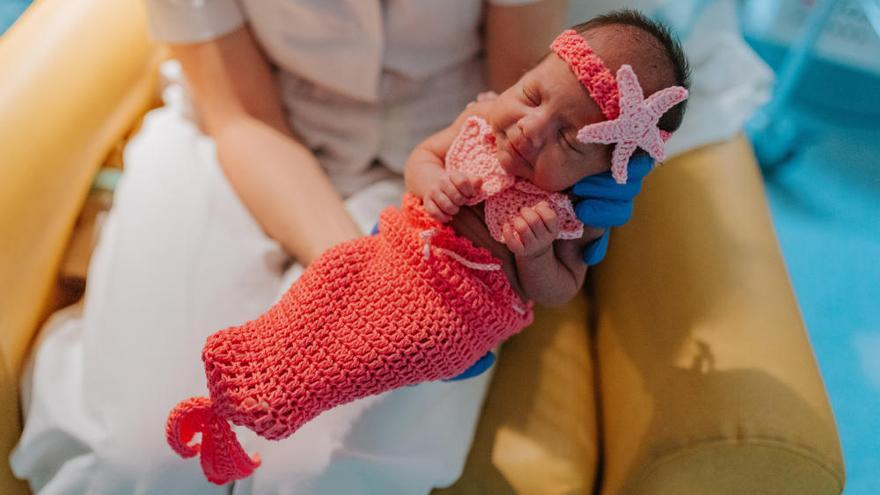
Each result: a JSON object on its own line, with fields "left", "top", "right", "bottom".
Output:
{"left": 445, "top": 115, "right": 584, "bottom": 241}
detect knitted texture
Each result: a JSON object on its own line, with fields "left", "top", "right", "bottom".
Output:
{"left": 166, "top": 194, "right": 533, "bottom": 485}
{"left": 550, "top": 29, "right": 621, "bottom": 121}
{"left": 550, "top": 29, "right": 689, "bottom": 184}
{"left": 446, "top": 115, "right": 584, "bottom": 241}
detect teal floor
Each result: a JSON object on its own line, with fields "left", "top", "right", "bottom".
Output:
{"left": 762, "top": 120, "right": 880, "bottom": 494}
{"left": 0, "top": 0, "right": 28, "bottom": 35}
{"left": 746, "top": 28, "right": 880, "bottom": 492}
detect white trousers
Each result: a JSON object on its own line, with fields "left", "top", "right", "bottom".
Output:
{"left": 11, "top": 105, "right": 492, "bottom": 495}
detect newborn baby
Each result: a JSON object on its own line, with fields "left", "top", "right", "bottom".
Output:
{"left": 166, "top": 13, "right": 690, "bottom": 485}
{"left": 409, "top": 19, "right": 690, "bottom": 308}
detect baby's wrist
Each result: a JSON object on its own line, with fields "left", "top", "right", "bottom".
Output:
{"left": 516, "top": 244, "right": 554, "bottom": 262}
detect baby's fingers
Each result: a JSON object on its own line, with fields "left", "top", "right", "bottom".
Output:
{"left": 424, "top": 196, "right": 452, "bottom": 222}
{"left": 512, "top": 216, "right": 538, "bottom": 249}
{"left": 449, "top": 171, "right": 482, "bottom": 199}
{"left": 534, "top": 202, "right": 560, "bottom": 235}
{"left": 503, "top": 223, "right": 525, "bottom": 255}
{"left": 431, "top": 189, "right": 460, "bottom": 217}
{"left": 440, "top": 178, "right": 467, "bottom": 207}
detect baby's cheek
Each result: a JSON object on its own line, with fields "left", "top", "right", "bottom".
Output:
{"left": 586, "top": 159, "right": 612, "bottom": 178}
{"left": 568, "top": 157, "right": 610, "bottom": 185}
{"left": 533, "top": 165, "right": 572, "bottom": 192}
{"left": 584, "top": 144, "right": 613, "bottom": 173}
{"left": 532, "top": 150, "right": 574, "bottom": 190}
{"left": 549, "top": 158, "right": 607, "bottom": 191}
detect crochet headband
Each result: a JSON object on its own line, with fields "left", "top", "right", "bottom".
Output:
{"left": 550, "top": 29, "right": 689, "bottom": 184}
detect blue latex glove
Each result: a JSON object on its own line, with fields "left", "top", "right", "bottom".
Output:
{"left": 444, "top": 351, "right": 496, "bottom": 382}
{"left": 381, "top": 157, "right": 653, "bottom": 383}
{"left": 573, "top": 155, "right": 654, "bottom": 265}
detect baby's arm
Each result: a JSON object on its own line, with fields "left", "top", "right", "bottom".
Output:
{"left": 503, "top": 205, "right": 597, "bottom": 306}
{"left": 405, "top": 102, "right": 492, "bottom": 221}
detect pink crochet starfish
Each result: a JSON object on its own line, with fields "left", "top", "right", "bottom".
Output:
{"left": 576, "top": 64, "right": 689, "bottom": 184}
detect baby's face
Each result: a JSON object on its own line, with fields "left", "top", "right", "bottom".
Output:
{"left": 487, "top": 53, "right": 611, "bottom": 192}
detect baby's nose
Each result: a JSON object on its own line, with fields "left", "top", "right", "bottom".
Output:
{"left": 517, "top": 113, "right": 551, "bottom": 152}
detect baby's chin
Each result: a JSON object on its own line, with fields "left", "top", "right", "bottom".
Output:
{"left": 495, "top": 148, "right": 537, "bottom": 184}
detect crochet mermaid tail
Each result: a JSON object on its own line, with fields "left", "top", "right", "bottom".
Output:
{"left": 166, "top": 397, "right": 261, "bottom": 484}
{"left": 167, "top": 194, "right": 532, "bottom": 484}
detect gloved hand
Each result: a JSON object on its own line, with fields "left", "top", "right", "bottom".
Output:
{"left": 447, "top": 156, "right": 655, "bottom": 381}
{"left": 573, "top": 154, "right": 654, "bottom": 265}
{"left": 443, "top": 351, "right": 496, "bottom": 381}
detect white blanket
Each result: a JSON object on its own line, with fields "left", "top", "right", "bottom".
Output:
{"left": 11, "top": 100, "right": 493, "bottom": 495}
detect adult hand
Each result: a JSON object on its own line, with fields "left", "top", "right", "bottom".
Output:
{"left": 444, "top": 156, "right": 654, "bottom": 382}
{"left": 573, "top": 155, "right": 654, "bottom": 266}
{"left": 444, "top": 155, "right": 654, "bottom": 381}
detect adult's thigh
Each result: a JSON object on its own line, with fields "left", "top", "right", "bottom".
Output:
{"left": 16, "top": 106, "right": 288, "bottom": 494}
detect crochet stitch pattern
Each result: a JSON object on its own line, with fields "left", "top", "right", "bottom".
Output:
{"left": 550, "top": 28, "right": 621, "bottom": 120}
{"left": 166, "top": 195, "right": 533, "bottom": 485}
{"left": 446, "top": 116, "right": 584, "bottom": 241}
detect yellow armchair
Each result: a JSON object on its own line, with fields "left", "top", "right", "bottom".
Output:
{"left": 0, "top": 1, "right": 844, "bottom": 494}
{"left": 440, "top": 137, "right": 846, "bottom": 495}
{"left": 1, "top": 1, "right": 159, "bottom": 493}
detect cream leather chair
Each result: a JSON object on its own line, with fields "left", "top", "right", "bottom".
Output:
{"left": 0, "top": 1, "right": 845, "bottom": 494}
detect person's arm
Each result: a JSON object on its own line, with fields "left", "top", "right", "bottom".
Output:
{"left": 485, "top": 0, "right": 568, "bottom": 92}
{"left": 503, "top": 203, "right": 601, "bottom": 306}
{"left": 171, "top": 26, "right": 361, "bottom": 265}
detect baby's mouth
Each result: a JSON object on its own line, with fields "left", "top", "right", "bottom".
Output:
{"left": 495, "top": 129, "right": 528, "bottom": 165}
{"left": 508, "top": 140, "right": 529, "bottom": 164}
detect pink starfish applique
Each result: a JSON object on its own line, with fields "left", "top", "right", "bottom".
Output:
{"left": 576, "top": 64, "right": 688, "bottom": 184}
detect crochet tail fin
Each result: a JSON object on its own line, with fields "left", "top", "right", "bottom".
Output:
{"left": 166, "top": 396, "right": 261, "bottom": 485}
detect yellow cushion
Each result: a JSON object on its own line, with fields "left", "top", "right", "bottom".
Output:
{"left": 592, "top": 136, "right": 845, "bottom": 494}
{"left": 435, "top": 295, "right": 598, "bottom": 495}
{"left": 435, "top": 137, "right": 844, "bottom": 494}
{"left": 0, "top": 0, "right": 159, "bottom": 493}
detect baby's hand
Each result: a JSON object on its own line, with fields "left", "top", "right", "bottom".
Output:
{"left": 502, "top": 202, "right": 560, "bottom": 259}
{"left": 423, "top": 171, "right": 483, "bottom": 222}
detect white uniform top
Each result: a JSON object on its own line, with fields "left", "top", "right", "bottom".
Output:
{"left": 146, "top": 0, "right": 540, "bottom": 196}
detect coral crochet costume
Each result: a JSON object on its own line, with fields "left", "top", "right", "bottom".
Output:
{"left": 165, "top": 116, "right": 585, "bottom": 485}
{"left": 166, "top": 28, "right": 688, "bottom": 485}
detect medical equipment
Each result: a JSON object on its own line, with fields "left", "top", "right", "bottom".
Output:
{"left": 740, "top": 0, "right": 880, "bottom": 166}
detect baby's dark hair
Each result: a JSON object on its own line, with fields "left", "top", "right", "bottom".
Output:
{"left": 572, "top": 9, "right": 691, "bottom": 133}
